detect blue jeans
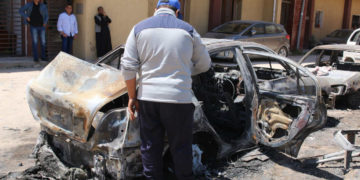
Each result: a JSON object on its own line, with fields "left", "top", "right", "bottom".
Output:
{"left": 30, "top": 26, "right": 46, "bottom": 61}
{"left": 61, "top": 36, "right": 74, "bottom": 54}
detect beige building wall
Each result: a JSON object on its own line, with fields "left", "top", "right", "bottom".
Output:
{"left": 187, "top": 0, "right": 210, "bottom": 35}
{"left": 73, "top": 0, "right": 149, "bottom": 60}
{"left": 241, "top": 0, "right": 282, "bottom": 24}
{"left": 72, "top": 0, "right": 210, "bottom": 60}
{"left": 72, "top": 0, "right": 287, "bottom": 60}
{"left": 312, "top": 0, "right": 345, "bottom": 40}
{"left": 241, "top": 0, "right": 264, "bottom": 21}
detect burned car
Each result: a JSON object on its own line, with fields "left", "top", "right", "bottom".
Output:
{"left": 26, "top": 39, "right": 326, "bottom": 179}
{"left": 299, "top": 44, "right": 360, "bottom": 108}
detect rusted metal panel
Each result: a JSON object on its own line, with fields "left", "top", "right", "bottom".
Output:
{"left": 27, "top": 52, "right": 127, "bottom": 142}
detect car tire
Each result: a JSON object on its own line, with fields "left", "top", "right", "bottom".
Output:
{"left": 278, "top": 47, "right": 288, "bottom": 57}
{"left": 347, "top": 91, "right": 360, "bottom": 109}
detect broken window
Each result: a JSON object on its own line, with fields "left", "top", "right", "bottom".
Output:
{"left": 245, "top": 52, "right": 318, "bottom": 143}
{"left": 192, "top": 48, "right": 249, "bottom": 142}
{"left": 302, "top": 49, "right": 342, "bottom": 67}
{"left": 97, "top": 47, "right": 124, "bottom": 70}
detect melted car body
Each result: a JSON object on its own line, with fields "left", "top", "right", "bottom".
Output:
{"left": 27, "top": 39, "right": 326, "bottom": 179}
{"left": 299, "top": 44, "right": 360, "bottom": 108}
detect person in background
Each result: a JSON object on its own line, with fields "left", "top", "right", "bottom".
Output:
{"left": 19, "top": 0, "right": 49, "bottom": 62}
{"left": 121, "top": 0, "right": 211, "bottom": 179}
{"left": 95, "top": 6, "right": 112, "bottom": 57}
{"left": 57, "top": 4, "right": 78, "bottom": 54}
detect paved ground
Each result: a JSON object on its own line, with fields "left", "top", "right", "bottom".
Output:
{"left": 0, "top": 68, "right": 41, "bottom": 176}
{"left": 1, "top": 65, "right": 360, "bottom": 179}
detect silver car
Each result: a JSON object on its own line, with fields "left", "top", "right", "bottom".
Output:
{"left": 204, "top": 20, "right": 290, "bottom": 57}
{"left": 26, "top": 39, "right": 325, "bottom": 179}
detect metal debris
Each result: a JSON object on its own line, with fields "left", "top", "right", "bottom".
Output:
{"left": 241, "top": 148, "right": 269, "bottom": 162}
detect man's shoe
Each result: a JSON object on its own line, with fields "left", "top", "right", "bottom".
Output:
{"left": 40, "top": 57, "right": 49, "bottom": 62}
{"left": 34, "top": 59, "right": 39, "bottom": 62}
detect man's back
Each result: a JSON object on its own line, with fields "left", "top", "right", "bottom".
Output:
{"left": 121, "top": 8, "right": 211, "bottom": 104}
{"left": 121, "top": 3, "right": 211, "bottom": 179}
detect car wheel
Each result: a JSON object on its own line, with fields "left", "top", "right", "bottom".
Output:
{"left": 347, "top": 91, "right": 360, "bottom": 109}
{"left": 278, "top": 47, "right": 288, "bottom": 57}
{"left": 344, "top": 58, "right": 354, "bottom": 63}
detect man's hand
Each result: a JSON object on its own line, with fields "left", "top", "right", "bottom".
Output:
{"left": 61, "top": 32, "right": 67, "bottom": 38}
{"left": 43, "top": 24, "right": 46, "bottom": 27}
{"left": 128, "top": 98, "right": 139, "bottom": 120}
{"left": 26, "top": 17, "right": 30, "bottom": 22}
{"left": 73, "top": 34, "right": 77, "bottom": 39}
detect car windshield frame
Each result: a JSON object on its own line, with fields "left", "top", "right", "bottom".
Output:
{"left": 211, "top": 22, "right": 252, "bottom": 34}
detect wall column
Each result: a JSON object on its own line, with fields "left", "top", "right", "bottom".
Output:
{"left": 342, "top": 0, "right": 352, "bottom": 29}
{"left": 208, "top": 0, "right": 222, "bottom": 30}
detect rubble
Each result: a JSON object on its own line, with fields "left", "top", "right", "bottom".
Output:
{"left": 240, "top": 148, "right": 269, "bottom": 162}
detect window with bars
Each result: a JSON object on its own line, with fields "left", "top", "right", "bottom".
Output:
{"left": 0, "top": 0, "right": 24, "bottom": 56}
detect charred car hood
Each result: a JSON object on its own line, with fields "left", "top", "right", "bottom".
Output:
{"left": 27, "top": 52, "right": 127, "bottom": 142}
{"left": 308, "top": 68, "right": 360, "bottom": 94}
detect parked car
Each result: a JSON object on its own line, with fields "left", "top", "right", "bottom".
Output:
{"left": 347, "top": 28, "right": 360, "bottom": 45}
{"left": 26, "top": 39, "right": 326, "bottom": 179}
{"left": 299, "top": 44, "right": 360, "bottom": 108}
{"left": 343, "top": 28, "right": 360, "bottom": 62}
{"left": 204, "top": 20, "right": 290, "bottom": 57}
{"left": 320, "top": 29, "right": 353, "bottom": 45}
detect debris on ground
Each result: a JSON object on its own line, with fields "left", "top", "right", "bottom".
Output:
{"left": 240, "top": 148, "right": 269, "bottom": 162}
{"left": 1, "top": 132, "right": 88, "bottom": 180}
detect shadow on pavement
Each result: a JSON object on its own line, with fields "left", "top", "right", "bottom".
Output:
{"left": 262, "top": 148, "right": 342, "bottom": 180}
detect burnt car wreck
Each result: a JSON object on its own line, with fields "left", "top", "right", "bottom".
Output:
{"left": 299, "top": 44, "right": 360, "bottom": 108}
{"left": 26, "top": 39, "right": 327, "bottom": 179}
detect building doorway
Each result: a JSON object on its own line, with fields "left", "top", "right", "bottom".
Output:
{"left": 44, "top": 0, "right": 68, "bottom": 58}
{"left": 0, "top": 0, "right": 25, "bottom": 56}
{"left": 208, "top": 0, "right": 242, "bottom": 30}
{"left": 352, "top": 15, "right": 360, "bottom": 29}
{"left": 0, "top": 0, "right": 69, "bottom": 57}
{"left": 280, "top": 0, "right": 293, "bottom": 37}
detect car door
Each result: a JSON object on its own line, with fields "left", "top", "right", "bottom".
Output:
{"left": 241, "top": 24, "right": 266, "bottom": 45}
{"left": 239, "top": 49, "right": 327, "bottom": 157}
{"left": 347, "top": 29, "right": 360, "bottom": 45}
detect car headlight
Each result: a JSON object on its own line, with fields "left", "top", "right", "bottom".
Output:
{"left": 330, "top": 85, "right": 345, "bottom": 95}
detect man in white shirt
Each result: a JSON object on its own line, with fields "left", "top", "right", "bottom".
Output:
{"left": 57, "top": 4, "right": 78, "bottom": 54}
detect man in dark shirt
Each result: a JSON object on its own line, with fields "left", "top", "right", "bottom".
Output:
{"left": 19, "top": 0, "right": 49, "bottom": 62}
{"left": 94, "top": 7, "right": 112, "bottom": 57}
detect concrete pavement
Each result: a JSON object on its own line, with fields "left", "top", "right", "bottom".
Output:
{"left": 0, "top": 57, "right": 49, "bottom": 69}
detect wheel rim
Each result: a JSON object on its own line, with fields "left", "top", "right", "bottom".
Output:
{"left": 279, "top": 47, "right": 287, "bottom": 57}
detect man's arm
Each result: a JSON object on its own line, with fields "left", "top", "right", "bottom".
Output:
{"left": 57, "top": 14, "right": 66, "bottom": 37}
{"left": 42, "top": 5, "right": 49, "bottom": 25}
{"left": 106, "top": 16, "right": 111, "bottom": 24}
{"left": 121, "top": 28, "right": 140, "bottom": 120}
{"left": 19, "top": 3, "right": 29, "bottom": 19}
{"left": 191, "top": 30, "right": 211, "bottom": 76}
{"left": 94, "top": 16, "right": 101, "bottom": 25}
{"left": 74, "top": 15, "right": 78, "bottom": 35}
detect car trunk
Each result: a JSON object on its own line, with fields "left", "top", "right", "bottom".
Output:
{"left": 27, "top": 52, "right": 127, "bottom": 143}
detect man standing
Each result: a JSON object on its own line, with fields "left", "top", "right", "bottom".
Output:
{"left": 95, "top": 6, "right": 112, "bottom": 57}
{"left": 57, "top": 4, "right": 78, "bottom": 54}
{"left": 121, "top": 0, "right": 211, "bottom": 179}
{"left": 19, "top": 0, "right": 48, "bottom": 62}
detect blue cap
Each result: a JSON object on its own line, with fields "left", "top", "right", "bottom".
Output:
{"left": 157, "top": 0, "right": 181, "bottom": 10}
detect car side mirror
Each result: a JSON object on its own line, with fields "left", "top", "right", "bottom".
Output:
{"left": 251, "top": 30, "right": 257, "bottom": 36}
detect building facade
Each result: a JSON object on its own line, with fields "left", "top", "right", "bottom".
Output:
{"left": 0, "top": 0, "right": 359, "bottom": 59}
